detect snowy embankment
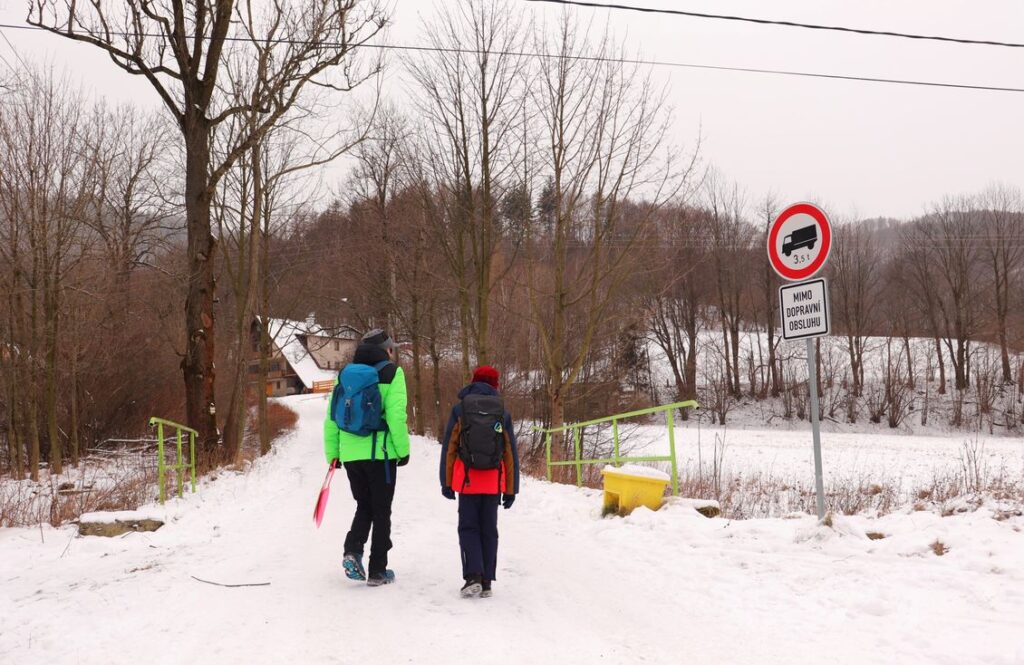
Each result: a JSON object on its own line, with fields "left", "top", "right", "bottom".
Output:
{"left": 628, "top": 423, "right": 1024, "bottom": 487}
{"left": 648, "top": 330, "right": 1023, "bottom": 436}
{"left": 2, "top": 395, "right": 1023, "bottom": 664}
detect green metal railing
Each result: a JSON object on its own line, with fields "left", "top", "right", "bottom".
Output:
{"left": 533, "top": 400, "right": 700, "bottom": 496}
{"left": 149, "top": 417, "right": 197, "bottom": 504}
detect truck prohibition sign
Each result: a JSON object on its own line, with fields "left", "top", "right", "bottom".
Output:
{"left": 767, "top": 203, "right": 832, "bottom": 281}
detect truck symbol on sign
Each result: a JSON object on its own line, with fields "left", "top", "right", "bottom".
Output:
{"left": 782, "top": 224, "right": 817, "bottom": 256}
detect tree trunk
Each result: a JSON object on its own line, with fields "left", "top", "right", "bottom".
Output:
{"left": 6, "top": 297, "right": 23, "bottom": 479}
{"left": 998, "top": 326, "right": 1012, "bottom": 384}
{"left": 953, "top": 338, "right": 968, "bottom": 391}
{"left": 730, "top": 323, "right": 741, "bottom": 396}
{"left": 964, "top": 339, "right": 972, "bottom": 389}
{"left": 224, "top": 143, "right": 264, "bottom": 464}
{"left": 27, "top": 388, "right": 40, "bottom": 482}
{"left": 9, "top": 407, "right": 22, "bottom": 479}
{"left": 257, "top": 324, "right": 271, "bottom": 456}
{"left": 685, "top": 327, "right": 698, "bottom": 403}
{"left": 27, "top": 261, "right": 40, "bottom": 481}
{"left": 258, "top": 191, "right": 272, "bottom": 457}
{"left": 1017, "top": 355, "right": 1024, "bottom": 395}
{"left": 847, "top": 336, "right": 861, "bottom": 397}
{"left": 549, "top": 387, "right": 567, "bottom": 483}
{"left": 934, "top": 337, "right": 946, "bottom": 395}
{"left": 6, "top": 368, "right": 22, "bottom": 479}
{"left": 458, "top": 285, "right": 472, "bottom": 379}
{"left": 182, "top": 119, "right": 221, "bottom": 466}
{"left": 720, "top": 323, "right": 732, "bottom": 397}
{"left": 994, "top": 264, "right": 1012, "bottom": 384}
{"left": 45, "top": 285, "right": 62, "bottom": 477}
{"left": 410, "top": 294, "right": 426, "bottom": 436}
{"left": 70, "top": 346, "right": 80, "bottom": 468}
{"left": 427, "top": 301, "right": 444, "bottom": 437}
{"left": 68, "top": 303, "right": 80, "bottom": 468}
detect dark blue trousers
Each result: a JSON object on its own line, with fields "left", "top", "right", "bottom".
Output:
{"left": 458, "top": 493, "right": 500, "bottom": 581}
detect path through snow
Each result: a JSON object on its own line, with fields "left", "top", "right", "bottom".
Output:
{"left": 2, "top": 394, "right": 1023, "bottom": 664}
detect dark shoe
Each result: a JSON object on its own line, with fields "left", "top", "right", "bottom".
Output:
{"left": 366, "top": 570, "right": 396, "bottom": 587}
{"left": 481, "top": 580, "right": 493, "bottom": 598}
{"left": 342, "top": 553, "right": 366, "bottom": 581}
{"left": 460, "top": 576, "right": 483, "bottom": 598}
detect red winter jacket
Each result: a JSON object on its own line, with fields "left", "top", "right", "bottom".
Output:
{"left": 440, "top": 383, "right": 520, "bottom": 495}
{"left": 450, "top": 457, "right": 511, "bottom": 495}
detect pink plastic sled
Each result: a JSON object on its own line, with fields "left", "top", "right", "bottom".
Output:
{"left": 314, "top": 461, "right": 338, "bottom": 528}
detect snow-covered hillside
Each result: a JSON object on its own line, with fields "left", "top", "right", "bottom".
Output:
{"left": 2, "top": 395, "right": 1023, "bottom": 664}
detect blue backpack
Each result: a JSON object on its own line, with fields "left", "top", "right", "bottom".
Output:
{"left": 330, "top": 360, "right": 392, "bottom": 436}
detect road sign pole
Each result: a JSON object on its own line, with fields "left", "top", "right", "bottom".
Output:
{"left": 770, "top": 202, "right": 832, "bottom": 523}
{"left": 806, "top": 338, "right": 826, "bottom": 522}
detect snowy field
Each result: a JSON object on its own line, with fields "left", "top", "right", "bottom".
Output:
{"left": 648, "top": 331, "right": 1024, "bottom": 436}
{"left": 565, "top": 419, "right": 1024, "bottom": 517}
{"left": 3, "top": 394, "right": 1024, "bottom": 664}
{"left": 620, "top": 422, "right": 1024, "bottom": 489}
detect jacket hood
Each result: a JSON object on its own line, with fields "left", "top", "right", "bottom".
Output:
{"left": 458, "top": 382, "right": 500, "bottom": 399}
{"left": 352, "top": 343, "right": 390, "bottom": 366}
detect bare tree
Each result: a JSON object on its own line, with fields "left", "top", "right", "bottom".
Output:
{"left": 754, "top": 193, "right": 782, "bottom": 398}
{"left": 87, "top": 107, "right": 175, "bottom": 322}
{"left": 831, "top": 222, "right": 881, "bottom": 398}
{"left": 705, "top": 174, "right": 753, "bottom": 397}
{"left": 406, "top": 0, "right": 530, "bottom": 371}
{"left": 0, "top": 69, "right": 93, "bottom": 478}
{"left": 644, "top": 206, "right": 706, "bottom": 414}
{"left": 349, "top": 104, "right": 411, "bottom": 330}
{"left": 979, "top": 184, "right": 1024, "bottom": 384}
{"left": 30, "top": 0, "right": 386, "bottom": 465}
{"left": 526, "top": 14, "right": 689, "bottom": 464}
{"left": 903, "top": 198, "right": 981, "bottom": 397}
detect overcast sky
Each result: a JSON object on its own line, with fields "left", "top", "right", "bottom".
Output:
{"left": 1, "top": 0, "right": 1022, "bottom": 219}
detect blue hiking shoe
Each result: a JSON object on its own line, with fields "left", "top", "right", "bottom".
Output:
{"left": 366, "top": 570, "right": 395, "bottom": 587}
{"left": 343, "top": 553, "right": 366, "bottom": 581}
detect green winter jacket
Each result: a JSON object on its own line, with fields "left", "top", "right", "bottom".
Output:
{"left": 324, "top": 360, "right": 411, "bottom": 465}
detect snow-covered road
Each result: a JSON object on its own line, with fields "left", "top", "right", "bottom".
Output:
{"left": 2, "top": 394, "right": 1023, "bottom": 664}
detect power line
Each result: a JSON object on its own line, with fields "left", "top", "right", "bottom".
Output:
{"left": 0, "top": 28, "right": 31, "bottom": 72}
{"left": 0, "top": 49, "right": 15, "bottom": 74}
{"left": 525, "top": 0, "right": 1024, "bottom": 49}
{"left": 0, "top": 22, "right": 1022, "bottom": 94}
{"left": 386, "top": 43, "right": 1024, "bottom": 94}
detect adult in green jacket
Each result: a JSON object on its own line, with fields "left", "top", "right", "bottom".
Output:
{"left": 324, "top": 329, "right": 410, "bottom": 587}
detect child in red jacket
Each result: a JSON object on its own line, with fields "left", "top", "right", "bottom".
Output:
{"left": 439, "top": 366, "right": 519, "bottom": 598}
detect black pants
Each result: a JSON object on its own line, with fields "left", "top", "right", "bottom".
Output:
{"left": 344, "top": 460, "right": 398, "bottom": 577}
{"left": 458, "top": 493, "right": 500, "bottom": 582}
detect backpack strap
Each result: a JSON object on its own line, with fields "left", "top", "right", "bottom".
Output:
{"left": 329, "top": 383, "right": 341, "bottom": 421}
{"left": 373, "top": 360, "right": 392, "bottom": 432}
{"left": 372, "top": 361, "right": 393, "bottom": 484}
{"left": 382, "top": 432, "right": 392, "bottom": 485}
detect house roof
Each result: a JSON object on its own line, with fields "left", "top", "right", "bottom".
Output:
{"left": 266, "top": 318, "right": 340, "bottom": 388}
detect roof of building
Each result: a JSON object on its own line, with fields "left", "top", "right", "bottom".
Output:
{"left": 265, "top": 317, "right": 346, "bottom": 388}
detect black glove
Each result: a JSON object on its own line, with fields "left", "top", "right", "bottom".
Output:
{"left": 397, "top": 456, "right": 410, "bottom": 467}
{"left": 441, "top": 486, "right": 456, "bottom": 500}
{"left": 502, "top": 494, "right": 515, "bottom": 510}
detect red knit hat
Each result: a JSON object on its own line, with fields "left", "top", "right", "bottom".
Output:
{"left": 471, "top": 365, "right": 500, "bottom": 389}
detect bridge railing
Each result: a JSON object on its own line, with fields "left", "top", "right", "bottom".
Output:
{"left": 532, "top": 400, "right": 700, "bottom": 497}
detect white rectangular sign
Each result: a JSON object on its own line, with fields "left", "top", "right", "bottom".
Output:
{"left": 779, "top": 278, "right": 830, "bottom": 340}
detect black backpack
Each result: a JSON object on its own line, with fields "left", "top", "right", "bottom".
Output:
{"left": 458, "top": 394, "right": 506, "bottom": 470}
